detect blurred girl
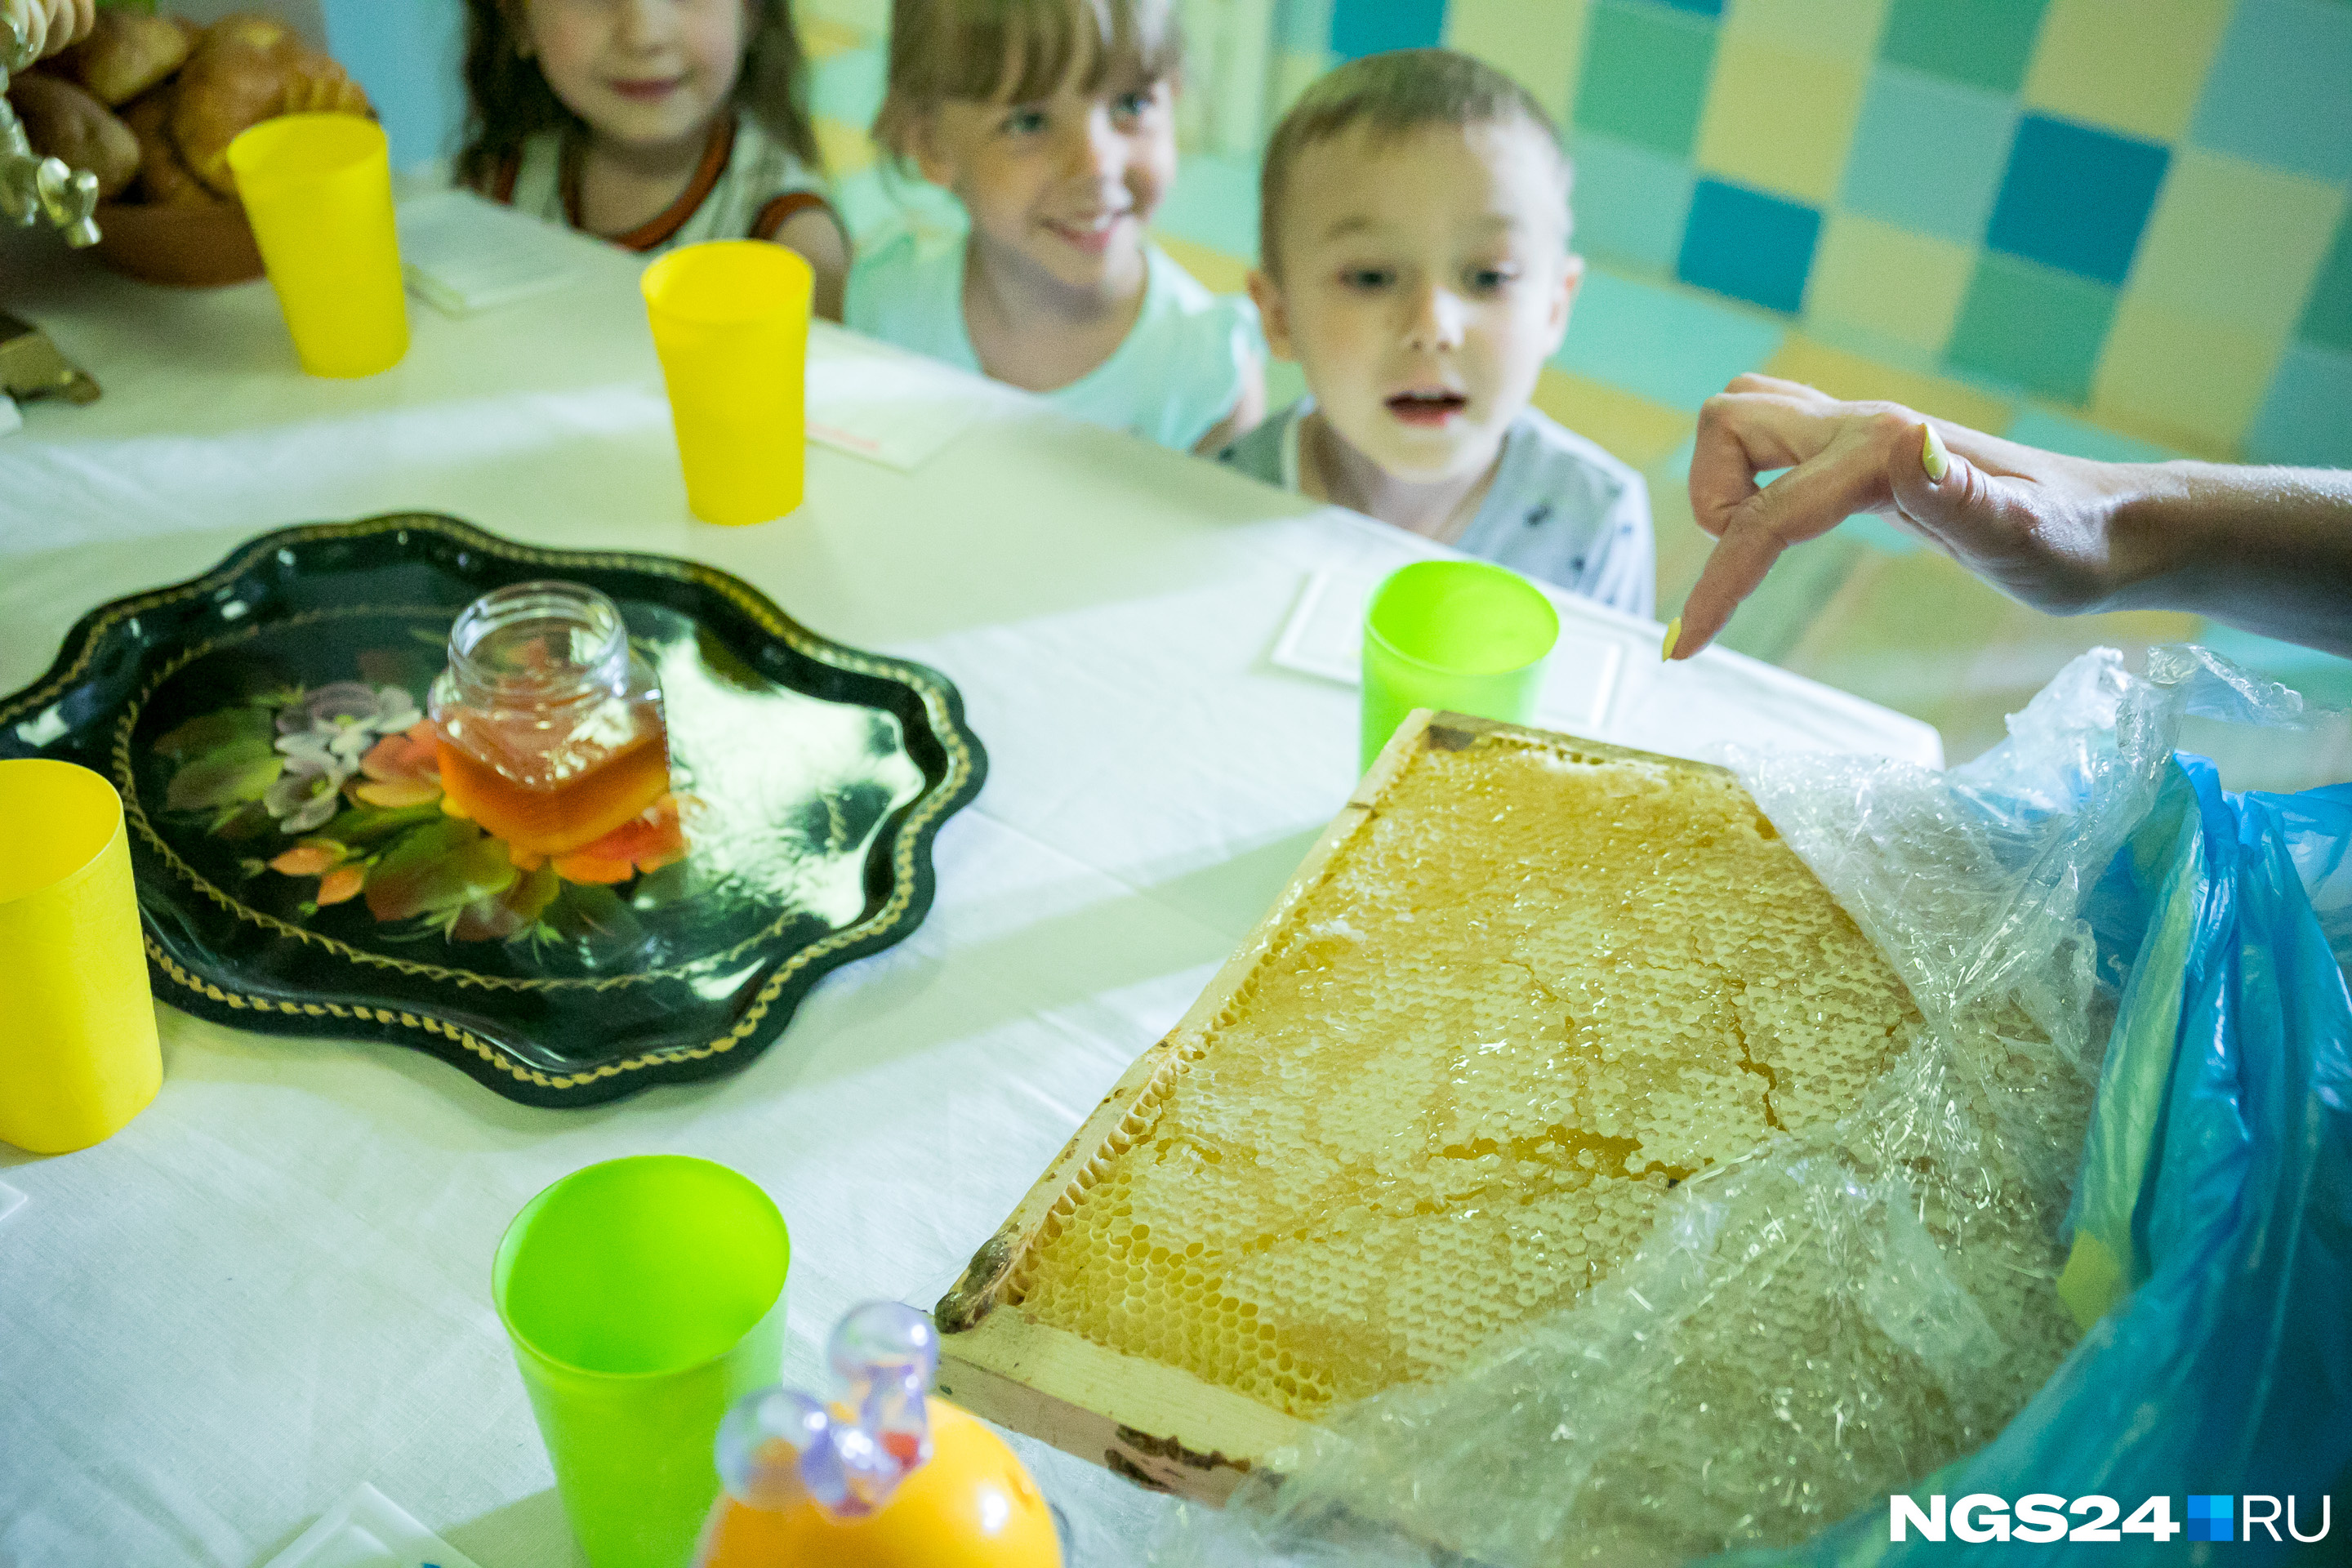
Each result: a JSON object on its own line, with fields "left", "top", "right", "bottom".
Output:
{"left": 851, "top": 0, "right": 1263, "bottom": 452}
{"left": 458, "top": 0, "right": 849, "bottom": 318}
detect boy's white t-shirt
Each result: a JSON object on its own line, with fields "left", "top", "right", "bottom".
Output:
{"left": 845, "top": 221, "right": 1263, "bottom": 452}
{"left": 487, "top": 114, "right": 834, "bottom": 256}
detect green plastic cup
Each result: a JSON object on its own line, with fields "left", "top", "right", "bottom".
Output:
{"left": 492, "top": 1156, "right": 790, "bottom": 1568}
{"left": 1361, "top": 559, "right": 1561, "bottom": 772}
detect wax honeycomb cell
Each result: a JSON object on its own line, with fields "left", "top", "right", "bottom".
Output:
{"left": 1009, "top": 734, "right": 1922, "bottom": 1419}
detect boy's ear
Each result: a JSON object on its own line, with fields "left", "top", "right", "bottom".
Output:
{"left": 1248, "top": 267, "right": 1296, "bottom": 362}
{"left": 1542, "top": 251, "right": 1584, "bottom": 356}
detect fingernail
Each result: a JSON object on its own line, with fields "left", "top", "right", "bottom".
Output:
{"left": 1661, "top": 616, "right": 1682, "bottom": 662}
{"left": 1921, "top": 425, "right": 1950, "bottom": 483}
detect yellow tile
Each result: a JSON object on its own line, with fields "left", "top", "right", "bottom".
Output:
{"left": 1151, "top": 232, "right": 1252, "bottom": 296}
{"left": 815, "top": 116, "right": 876, "bottom": 177}
{"left": 2020, "top": 0, "right": 2231, "bottom": 144}
{"left": 1445, "top": 0, "right": 1589, "bottom": 127}
{"left": 1647, "top": 449, "right": 1713, "bottom": 615}
{"left": 1763, "top": 332, "right": 2012, "bottom": 434}
{"left": 1269, "top": 50, "right": 1335, "bottom": 125}
{"left": 1531, "top": 368, "right": 1695, "bottom": 470}
{"left": 2091, "top": 297, "right": 2280, "bottom": 455}
{"left": 1721, "top": 0, "right": 1888, "bottom": 64}
{"left": 800, "top": 15, "right": 870, "bottom": 62}
{"left": 1693, "top": 38, "right": 1866, "bottom": 207}
{"left": 1802, "top": 213, "right": 1972, "bottom": 359}
{"left": 2127, "top": 150, "right": 2347, "bottom": 341}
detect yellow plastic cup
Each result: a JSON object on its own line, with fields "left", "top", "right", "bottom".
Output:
{"left": 227, "top": 114, "right": 408, "bottom": 379}
{"left": 0, "top": 760, "right": 162, "bottom": 1154}
{"left": 494, "top": 1156, "right": 791, "bottom": 1568}
{"left": 1361, "top": 560, "right": 1560, "bottom": 772}
{"left": 642, "top": 240, "right": 812, "bottom": 526}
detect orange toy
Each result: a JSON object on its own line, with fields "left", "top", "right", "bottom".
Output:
{"left": 694, "top": 1303, "right": 1062, "bottom": 1568}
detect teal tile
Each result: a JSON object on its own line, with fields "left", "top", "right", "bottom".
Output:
{"left": 1985, "top": 115, "right": 2167, "bottom": 287}
{"left": 1678, "top": 180, "right": 1819, "bottom": 314}
{"left": 1833, "top": 513, "right": 1926, "bottom": 554}
{"left": 1280, "top": 0, "right": 1336, "bottom": 53}
{"left": 834, "top": 167, "right": 965, "bottom": 247}
{"left": 1945, "top": 252, "right": 2116, "bottom": 403}
{"left": 1568, "top": 131, "right": 1695, "bottom": 274}
{"left": 1554, "top": 266, "right": 1785, "bottom": 409}
{"left": 1838, "top": 67, "right": 2016, "bottom": 247}
{"left": 1158, "top": 153, "right": 1261, "bottom": 263}
{"left": 2299, "top": 203, "right": 2352, "bottom": 352}
{"left": 1332, "top": 0, "right": 1448, "bottom": 56}
{"left": 811, "top": 46, "right": 888, "bottom": 131}
{"left": 1573, "top": 0, "right": 1717, "bottom": 160}
{"left": 2247, "top": 342, "right": 2352, "bottom": 466}
{"left": 1878, "top": 0, "right": 2047, "bottom": 95}
{"left": 2002, "top": 408, "right": 2177, "bottom": 463}
{"left": 2189, "top": 0, "right": 2352, "bottom": 181}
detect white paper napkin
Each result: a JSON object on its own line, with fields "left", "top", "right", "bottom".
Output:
{"left": 398, "top": 190, "right": 582, "bottom": 318}
{"left": 262, "top": 1484, "right": 483, "bottom": 1568}
{"left": 1272, "top": 567, "right": 1631, "bottom": 735}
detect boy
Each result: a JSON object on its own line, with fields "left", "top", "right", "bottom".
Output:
{"left": 1223, "top": 50, "right": 1654, "bottom": 618}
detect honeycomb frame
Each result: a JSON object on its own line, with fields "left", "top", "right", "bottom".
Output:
{"left": 934, "top": 710, "right": 1915, "bottom": 1501}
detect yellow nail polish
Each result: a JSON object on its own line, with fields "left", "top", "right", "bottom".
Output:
{"left": 1922, "top": 425, "right": 1950, "bottom": 483}
{"left": 1661, "top": 616, "right": 1682, "bottom": 662}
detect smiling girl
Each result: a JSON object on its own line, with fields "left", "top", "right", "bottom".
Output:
{"left": 849, "top": 0, "right": 1263, "bottom": 453}
{"left": 458, "top": 0, "right": 849, "bottom": 318}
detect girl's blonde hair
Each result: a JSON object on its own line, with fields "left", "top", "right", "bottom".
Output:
{"left": 457, "top": 0, "right": 822, "bottom": 189}
{"left": 871, "top": 0, "right": 1183, "bottom": 164}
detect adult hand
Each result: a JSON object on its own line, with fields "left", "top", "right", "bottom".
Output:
{"left": 1672, "top": 374, "right": 2137, "bottom": 658}
{"left": 2, "top": 0, "right": 94, "bottom": 66}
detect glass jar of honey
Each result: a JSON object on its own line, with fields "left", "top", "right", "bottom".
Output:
{"left": 429, "top": 581, "right": 671, "bottom": 858}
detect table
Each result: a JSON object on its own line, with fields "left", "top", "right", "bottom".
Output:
{"left": 0, "top": 219, "right": 1939, "bottom": 1567}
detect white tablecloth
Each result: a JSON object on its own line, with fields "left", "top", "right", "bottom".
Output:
{"left": 0, "top": 222, "right": 1939, "bottom": 1567}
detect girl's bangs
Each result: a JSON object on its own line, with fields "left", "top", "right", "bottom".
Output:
{"left": 965, "top": 0, "right": 1179, "bottom": 105}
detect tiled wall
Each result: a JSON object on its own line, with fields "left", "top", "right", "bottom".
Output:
{"left": 1267, "top": 0, "right": 2352, "bottom": 467}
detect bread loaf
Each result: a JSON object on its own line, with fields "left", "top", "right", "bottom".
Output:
{"left": 10, "top": 70, "right": 139, "bottom": 198}
{"left": 121, "top": 85, "right": 216, "bottom": 207}
{"left": 168, "top": 15, "right": 372, "bottom": 198}
{"left": 63, "top": 11, "right": 197, "bottom": 106}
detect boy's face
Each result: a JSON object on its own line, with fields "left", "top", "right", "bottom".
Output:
{"left": 1251, "top": 119, "right": 1579, "bottom": 485}
{"left": 523, "top": 0, "right": 749, "bottom": 156}
{"left": 918, "top": 65, "right": 1178, "bottom": 298}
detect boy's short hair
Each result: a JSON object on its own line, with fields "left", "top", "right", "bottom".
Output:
{"left": 1258, "top": 49, "right": 1571, "bottom": 278}
{"left": 872, "top": 0, "right": 1183, "bottom": 164}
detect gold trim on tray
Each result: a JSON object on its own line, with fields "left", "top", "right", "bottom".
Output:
{"left": 8, "top": 514, "right": 980, "bottom": 1093}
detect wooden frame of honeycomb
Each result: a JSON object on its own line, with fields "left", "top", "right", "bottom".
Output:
{"left": 935, "top": 710, "right": 1918, "bottom": 1502}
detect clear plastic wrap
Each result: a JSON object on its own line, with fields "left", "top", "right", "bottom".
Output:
{"left": 1148, "top": 646, "right": 2350, "bottom": 1567}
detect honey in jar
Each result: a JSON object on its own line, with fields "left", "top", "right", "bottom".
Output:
{"left": 428, "top": 581, "right": 671, "bottom": 858}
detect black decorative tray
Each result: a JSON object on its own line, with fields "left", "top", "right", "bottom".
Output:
{"left": 0, "top": 515, "right": 986, "bottom": 1107}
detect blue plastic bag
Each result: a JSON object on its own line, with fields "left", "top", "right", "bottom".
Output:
{"left": 1150, "top": 648, "right": 2352, "bottom": 1567}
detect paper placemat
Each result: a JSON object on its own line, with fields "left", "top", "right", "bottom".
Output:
{"left": 1272, "top": 568, "right": 1631, "bottom": 734}
{"left": 0, "top": 1181, "right": 23, "bottom": 1227}
{"left": 807, "top": 338, "right": 986, "bottom": 472}
{"left": 398, "top": 190, "right": 582, "bottom": 318}
{"left": 262, "top": 1484, "right": 483, "bottom": 1568}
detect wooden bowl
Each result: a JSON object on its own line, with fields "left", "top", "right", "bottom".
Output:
{"left": 89, "top": 197, "right": 265, "bottom": 287}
